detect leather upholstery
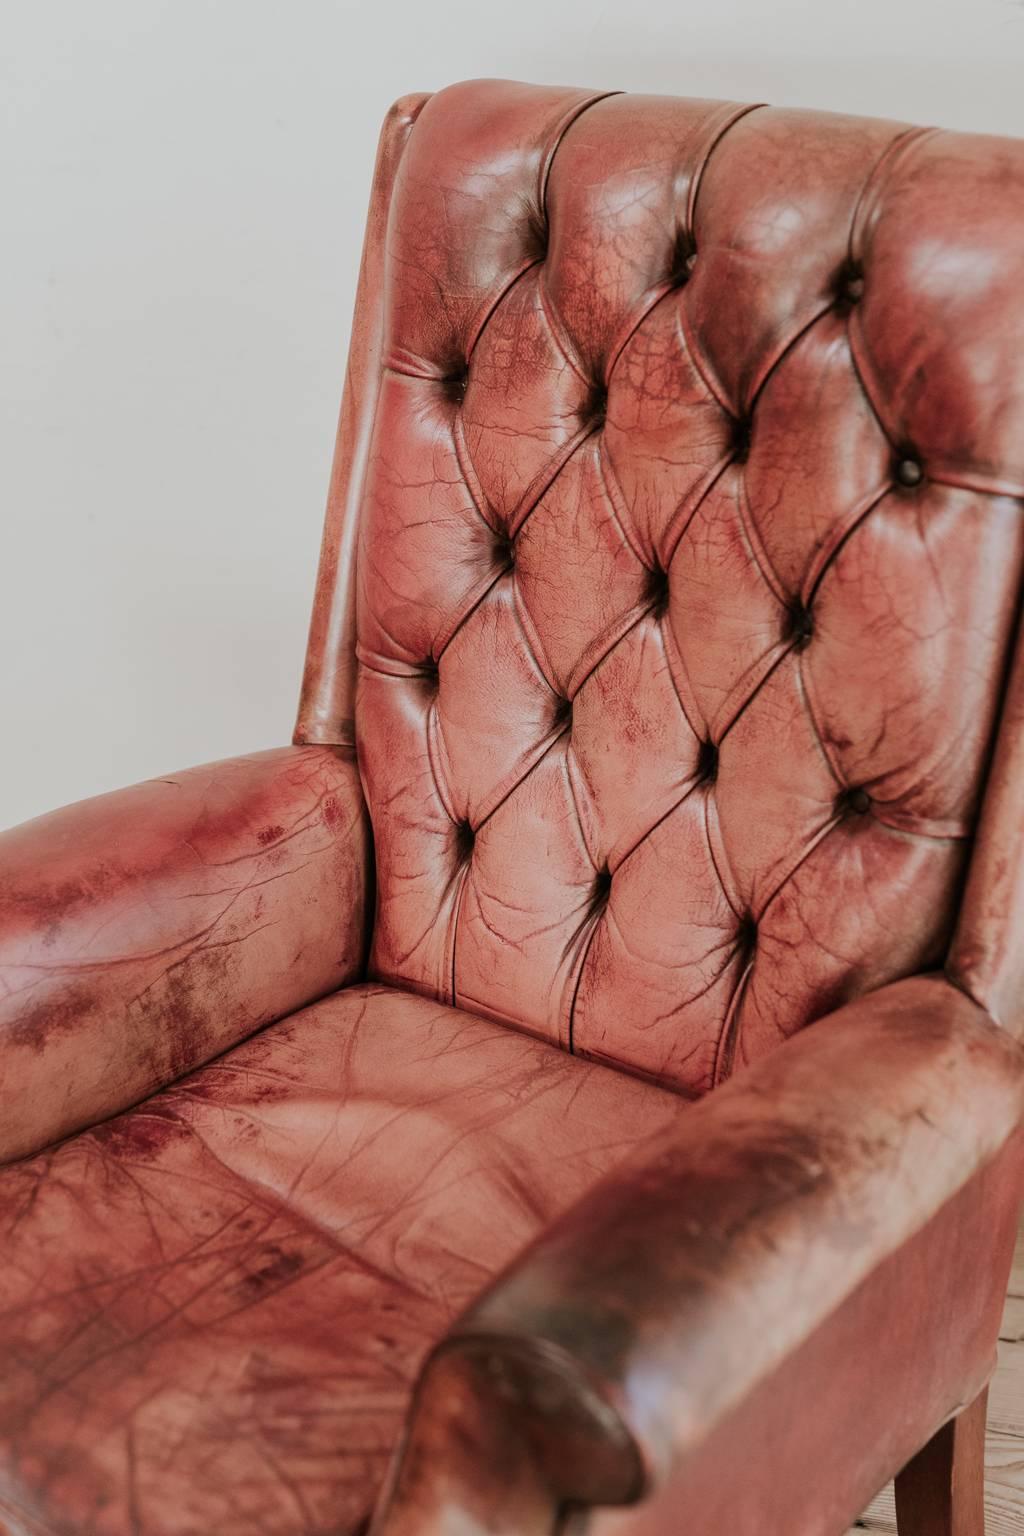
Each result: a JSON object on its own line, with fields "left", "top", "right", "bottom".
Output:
{"left": 0, "top": 984, "right": 678, "bottom": 1534}
{"left": 2, "top": 77, "right": 1024, "bottom": 1536}
{"left": 427, "top": 976, "right": 1024, "bottom": 1502}
{"left": 356, "top": 82, "right": 1024, "bottom": 1092}
{"left": 0, "top": 746, "right": 370, "bottom": 1165}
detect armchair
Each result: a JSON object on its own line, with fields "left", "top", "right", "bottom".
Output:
{"left": 2, "top": 80, "right": 1024, "bottom": 1536}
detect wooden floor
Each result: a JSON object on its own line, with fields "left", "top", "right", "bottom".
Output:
{"left": 849, "top": 1221, "right": 1024, "bottom": 1533}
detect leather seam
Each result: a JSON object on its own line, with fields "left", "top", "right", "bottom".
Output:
{"left": 538, "top": 91, "right": 622, "bottom": 215}
{"left": 711, "top": 951, "right": 755, "bottom": 1084}
{"left": 685, "top": 101, "right": 768, "bottom": 235}
{"left": 849, "top": 124, "right": 940, "bottom": 261}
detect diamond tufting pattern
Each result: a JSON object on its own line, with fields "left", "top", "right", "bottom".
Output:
{"left": 356, "top": 82, "right": 1024, "bottom": 1094}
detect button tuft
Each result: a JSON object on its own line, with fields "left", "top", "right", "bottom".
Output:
{"left": 493, "top": 530, "right": 516, "bottom": 571}
{"left": 455, "top": 820, "right": 475, "bottom": 862}
{"left": 526, "top": 209, "right": 548, "bottom": 260}
{"left": 786, "top": 600, "right": 814, "bottom": 648}
{"left": 895, "top": 456, "right": 924, "bottom": 488}
{"left": 592, "top": 864, "right": 613, "bottom": 908}
{"left": 668, "top": 231, "right": 698, "bottom": 287}
{"left": 585, "top": 382, "right": 608, "bottom": 429}
{"left": 839, "top": 786, "right": 872, "bottom": 816}
{"left": 732, "top": 414, "right": 752, "bottom": 463}
{"left": 737, "top": 913, "right": 758, "bottom": 952}
{"left": 696, "top": 738, "right": 719, "bottom": 784}
{"left": 443, "top": 365, "right": 469, "bottom": 403}
{"left": 835, "top": 262, "right": 865, "bottom": 307}
{"left": 645, "top": 563, "right": 670, "bottom": 617}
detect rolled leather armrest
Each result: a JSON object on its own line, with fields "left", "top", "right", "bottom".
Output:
{"left": 0, "top": 745, "right": 370, "bottom": 1164}
{"left": 374, "top": 975, "right": 1024, "bottom": 1529}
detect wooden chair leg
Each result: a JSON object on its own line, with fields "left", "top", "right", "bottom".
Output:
{"left": 894, "top": 1387, "right": 988, "bottom": 1536}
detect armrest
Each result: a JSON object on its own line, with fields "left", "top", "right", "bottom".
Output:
{"left": 373, "top": 975, "right": 1024, "bottom": 1530}
{"left": 0, "top": 744, "right": 370, "bottom": 1164}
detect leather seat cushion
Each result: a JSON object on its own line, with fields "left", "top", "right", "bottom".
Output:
{"left": 0, "top": 983, "right": 679, "bottom": 1536}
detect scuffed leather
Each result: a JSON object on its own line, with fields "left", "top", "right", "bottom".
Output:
{"left": 588, "top": 1137, "right": 1024, "bottom": 1536}
{"left": 0, "top": 984, "right": 679, "bottom": 1536}
{"left": 0, "top": 746, "right": 370, "bottom": 1163}
{"left": 375, "top": 976, "right": 1024, "bottom": 1528}
{"left": 356, "top": 81, "right": 1024, "bottom": 1092}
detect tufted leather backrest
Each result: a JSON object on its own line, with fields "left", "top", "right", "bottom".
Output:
{"left": 302, "top": 81, "right": 1024, "bottom": 1095}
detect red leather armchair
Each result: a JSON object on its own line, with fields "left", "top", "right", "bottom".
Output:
{"left": 2, "top": 80, "right": 1024, "bottom": 1536}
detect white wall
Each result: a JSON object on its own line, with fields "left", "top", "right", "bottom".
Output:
{"left": 3, "top": 0, "right": 1022, "bottom": 829}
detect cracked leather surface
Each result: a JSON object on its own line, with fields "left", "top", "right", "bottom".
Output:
{"left": 0, "top": 984, "right": 679, "bottom": 1534}
{"left": 357, "top": 82, "right": 1024, "bottom": 1092}
{"left": 0, "top": 747, "right": 370, "bottom": 1165}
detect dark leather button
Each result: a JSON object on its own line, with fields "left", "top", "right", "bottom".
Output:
{"left": 526, "top": 209, "right": 548, "bottom": 259}
{"left": 645, "top": 563, "right": 670, "bottom": 617}
{"left": 668, "top": 236, "right": 698, "bottom": 287}
{"left": 586, "top": 382, "right": 608, "bottom": 428}
{"left": 443, "top": 366, "right": 469, "bottom": 403}
{"left": 786, "top": 600, "right": 814, "bottom": 648}
{"left": 419, "top": 657, "right": 439, "bottom": 685}
{"left": 732, "top": 414, "right": 752, "bottom": 463}
{"left": 840, "top": 786, "right": 872, "bottom": 815}
{"left": 836, "top": 263, "right": 865, "bottom": 306}
{"left": 554, "top": 694, "right": 572, "bottom": 731}
{"left": 455, "top": 820, "right": 475, "bottom": 862}
{"left": 493, "top": 530, "right": 516, "bottom": 571}
{"left": 896, "top": 457, "right": 924, "bottom": 487}
{"left": 592, "top": 864, "right": 613, "bottom": 908}
{"left": 737, "top": 913, "right": 757, "bottom": 952}
{"left": 696, "top": 738, "right": 718, "bottom": 784}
